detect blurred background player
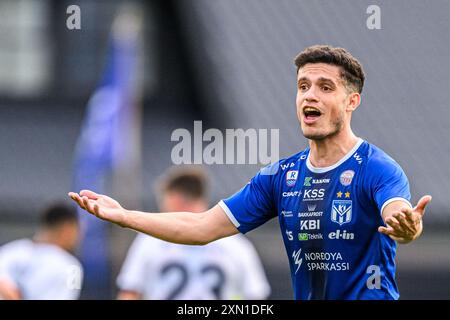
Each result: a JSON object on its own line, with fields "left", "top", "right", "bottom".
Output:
{"left": 0, "top": 204, "right": 83, "bottom": 300}
{"left": 116, "top": 166, "right": 271, "bottom": 300}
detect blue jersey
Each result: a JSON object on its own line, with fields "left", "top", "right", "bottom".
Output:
{"left": 219, "top": 138, "right": 411, "bottom": 300}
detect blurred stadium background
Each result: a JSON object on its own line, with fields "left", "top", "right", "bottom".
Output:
{"left": 0, "top": 0, "right": 449, "bottom": 299}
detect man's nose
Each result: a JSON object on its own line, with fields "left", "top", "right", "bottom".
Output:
{"left": 303, "top": 86, "right": 319, "bottom": 102}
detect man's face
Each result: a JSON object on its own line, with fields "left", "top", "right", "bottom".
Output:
{"left": 59, "top": 221, "right": 80, "bottom": 253}
{"left": 160, "top": 191, "right": 207, "bottom": 213}
{"left": 296, "top": 63, "right": 352, "bottom": 140}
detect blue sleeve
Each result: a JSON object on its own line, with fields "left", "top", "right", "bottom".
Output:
{"left": 366, "top": 155, "right": 411, "bottom": 214}
{"left": 219, "top": 166, "right": 277, "bottom": 234}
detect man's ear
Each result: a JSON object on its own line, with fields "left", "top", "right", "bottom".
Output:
{"left": 346, "top": 92, "right": 361, "bottom": 112}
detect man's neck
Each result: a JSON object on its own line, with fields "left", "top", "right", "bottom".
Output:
{"left": 33, "top": 231, "right": 61, "bottom": 249}
{"left": 308, "top": 129, "right": 359, "bottom": 168}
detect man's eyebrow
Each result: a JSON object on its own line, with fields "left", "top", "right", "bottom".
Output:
{"left": 317, "top": 77, "right": 336, "bottom": 85}
{"left": 297, "top": 76, "right": 337, "bottom": 85}
{"left": 297, "top": 77, "right": 310, "bottom": 85}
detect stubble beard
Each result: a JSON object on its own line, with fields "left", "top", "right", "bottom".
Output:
{"left": 302, "top": 114, "right": 344, "bottom": 141}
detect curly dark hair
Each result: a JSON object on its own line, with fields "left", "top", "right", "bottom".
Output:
{"left": 294, "top": 45, "right": 365, "bottom": 94}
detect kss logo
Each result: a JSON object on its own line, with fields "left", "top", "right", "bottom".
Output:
{"left": 331, "top": 200, "right": 352, "bottom": 225}
{"left": 286, "top": 170, "right": 298, "bottom": 187}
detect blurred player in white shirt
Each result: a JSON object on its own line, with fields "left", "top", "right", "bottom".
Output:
{"left": 0, "top": 204, "right": 83, "bottom": 300}
{"left": 116, "top": 166, "right": 271, "bottom": 300}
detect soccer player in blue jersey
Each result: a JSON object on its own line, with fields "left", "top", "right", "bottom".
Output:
{"left": 69, "top": 45, "right": 431, "bottom": 300}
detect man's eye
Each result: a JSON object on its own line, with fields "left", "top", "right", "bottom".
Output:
{"left": 322, "top": 86, "right": 332, "bottom": 92}
{"left": 299, "top": 84, "right": 309, "bottom": 91}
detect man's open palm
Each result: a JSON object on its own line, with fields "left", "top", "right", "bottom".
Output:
{"left": 69, "top": 190, "right": 126, "bottom": 226}
{"left": 378, "top": 195, "right": 432, "bottom": 243}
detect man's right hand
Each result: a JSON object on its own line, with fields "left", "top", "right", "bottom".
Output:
{"left": 69, "top": 190, "right": 239, "bottom": 245}
{"left": 68, "top": 190, "right": 127, "bottom": 227}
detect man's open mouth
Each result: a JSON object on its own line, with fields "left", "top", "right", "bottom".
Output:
{"left": 303, "top": 107, "right": 322, "bottom": 120}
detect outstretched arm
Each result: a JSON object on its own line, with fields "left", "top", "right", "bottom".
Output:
{"left": 379, "top": 195, "right": 432, "bottom": 244}
{"left": 68, "top": 190, "right": 239, "bottom": 245}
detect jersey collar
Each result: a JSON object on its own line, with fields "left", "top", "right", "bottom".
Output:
{"left": 306, "top": 138, "right": 364, "bottom": 173}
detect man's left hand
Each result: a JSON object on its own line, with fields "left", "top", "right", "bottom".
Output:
{"left": 379, "top": 195, "right": 432, "bottom": 243}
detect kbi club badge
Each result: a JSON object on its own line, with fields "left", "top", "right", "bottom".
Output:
{"left": 286, "top": 170, "right": 298, "bottom": 187}
{"left": 331, "top": 200, "right": 352, "bottom": 225}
